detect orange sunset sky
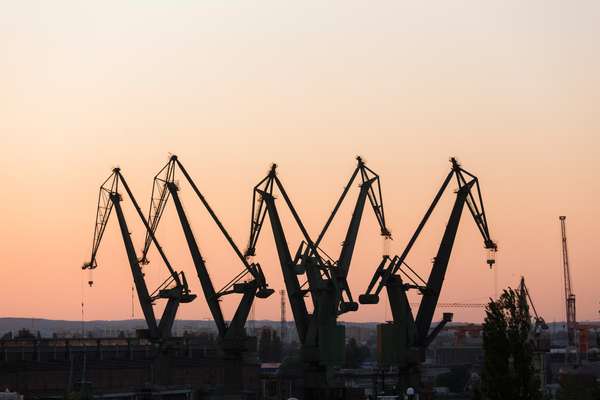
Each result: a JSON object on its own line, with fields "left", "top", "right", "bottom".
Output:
{"left": 1, "top": 1, "right": 599, "bottom": 325}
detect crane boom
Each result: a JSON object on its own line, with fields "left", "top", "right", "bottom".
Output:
{"left": 334, "top": 158, "right": 390, "bottom": 278}
{"left": 560, "top": 216, "right": 577, "bottom": 348}
{"left": 139, "top": 156, "right": 274, "bottom": 347}
{"left": 415, "top": 180, "right": 473, "bottom": 341}
{"left": 168, "top": 180, "right": 227, "bottom": 336}
{"left": 247, "top": 158, "right": 390, "bottom": 315}
{"left": 358, "top": 158, "right": 496, "bottom": 394}
{"left": 246, "top": 158, "right": 390, "bottom": 394}
{"left": 258, "top": 189, "right": 310, "bottom": 342}
{"left": 361, "top": 170, "right": 454, "bottom": 301}
{"left": 82, "top": 168, "right": 196, "bottom": 340}
{"left": 110, "top": 190, "right": 158, "bottom": 335}
{"left": 360, "top": 158, "right": 496, "bottom": 304}
{"left": 315, "top": 157, "right": 390, "bottom": 248}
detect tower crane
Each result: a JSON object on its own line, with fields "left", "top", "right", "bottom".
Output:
{"left": 245, "top": 157, "right": 390, "bottom": 395}
{"left": 559, "top": 216, "right": 577, "bottom": 353}
{"left": 139, "top": 156, "right": 274, "bottom": 354}
{"left": 359, "top": 157, "right": 497, "bottom": 394}
{"left": 82, "top": 168, "right": 196, "bottom": 341}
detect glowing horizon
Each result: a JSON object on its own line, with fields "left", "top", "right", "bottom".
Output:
{"left": 1, "top": 1, "right": 598, "bottom": 326}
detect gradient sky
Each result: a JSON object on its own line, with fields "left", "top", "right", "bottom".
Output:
{"left": 1, "top": 1, "right": 599, "bottom": 326}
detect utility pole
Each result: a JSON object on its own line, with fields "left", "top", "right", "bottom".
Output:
{"left": 559, "top": 216, "right": 577, "bottom": 362}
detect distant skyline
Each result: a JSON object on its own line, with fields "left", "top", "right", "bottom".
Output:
{"left": 1, "top": 1, "right": 598, "bottom": 325}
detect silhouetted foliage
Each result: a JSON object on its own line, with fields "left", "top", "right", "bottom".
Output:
{"left": 481, "top": 287, "right": 541, "bottom": 400}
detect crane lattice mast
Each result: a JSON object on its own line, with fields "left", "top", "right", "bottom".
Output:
{"left": 560, "top": 216, "right": 577, "bottom": 348}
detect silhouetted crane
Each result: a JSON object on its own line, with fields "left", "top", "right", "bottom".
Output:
{"left": 245, "top": 157, "right": 390, "bottom": 397}
{"left": 82, "top": 168, "right": 196, "bottom": 341}
{"left": 359, "top": 157, "right": 497, "bottom": 395}
{"left": 560, "top": 216, "right": 577, "bottom": 357}
{"left": 140, "top": 156, "right": 274, "bottom": 354}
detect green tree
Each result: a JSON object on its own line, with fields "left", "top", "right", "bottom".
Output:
{"left": 481, "top": 287, "right": 541, "bottom": 400}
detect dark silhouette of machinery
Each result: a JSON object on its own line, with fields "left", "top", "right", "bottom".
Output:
{"left": 359, "top": 157, "right": 497, "bottom": 395}
{"left": 78, "top": 156, "right": 501, "bottom": 398}
{"left": 559, "top": 216, "right": 577, "bottom": 354}
{"left": 519, "top": 276, "right": 549, "bottom": 336}
{"left": 245, "top": 157, "right": 390, "bottom": 397}
{"left": 138, "top": 156, "right": 275, "bottom": 394}
{"left": 140, "top": 156, "right": 274, "bottom": 351}
{"left": 82, "top": 168, "right": 196, "bottom": 342}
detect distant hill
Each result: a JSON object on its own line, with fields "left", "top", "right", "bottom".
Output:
{"left": 0, "top": 318, "right": 583, "bottom": 339}
{"left": 0, "top": 318, "right": 377, "bottom": 338}
{"left": 0, "top": 318, "right": 214, "bottom": 337}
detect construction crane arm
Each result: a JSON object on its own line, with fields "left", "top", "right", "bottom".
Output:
{"left": 168, "top": 179, "right": 228, "bottom": 337}
{"left": 359, "top": 158, "right": 496, "bottom": 348}
{"left": 256, "top": 185, "right": 310, "bottom": 343}
{"left": 109, "top": 184, "right": 159, "bottom": 336}
{"left": 140, "top": 159, "right": 174, "bottom": 265}
{"left": 82, "top": 172, "right": 117, "bottom": 271}
{"left": 413, "top": 160, "right": 497, "bottom": 344}
{"left": 326, "top": 157, "right": 391, "bottom": 313}
{"left": 333, "top": 157, "right": 391, "bottom": 279}
{"left": 82, "top": 169, "right": 196, "bottom": 340}
{"left": 359, "top": 169, "right": 454, "bottom": 304}
{"left": 245, "top": 166, "right": 276, "bottom": 258}
{"left": 560, "top": 216, "right": 577, "bottom": 347}
{"left": 414, "top": 180, "right": 474, "bottom": 342}
{"left": 452, "top": 158, "right": 497, "bottom": 253}
{"left": 360, "top": 158, "right": 497, "bottom": 304}
{"left": 246, "top": 164, "right": 328, "bottom": 263}
{"left": 140, "top": 156, "right": 274, "bottom": 340}
{"left": 247, "top": 163, "right": 364, "bottom": 341}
